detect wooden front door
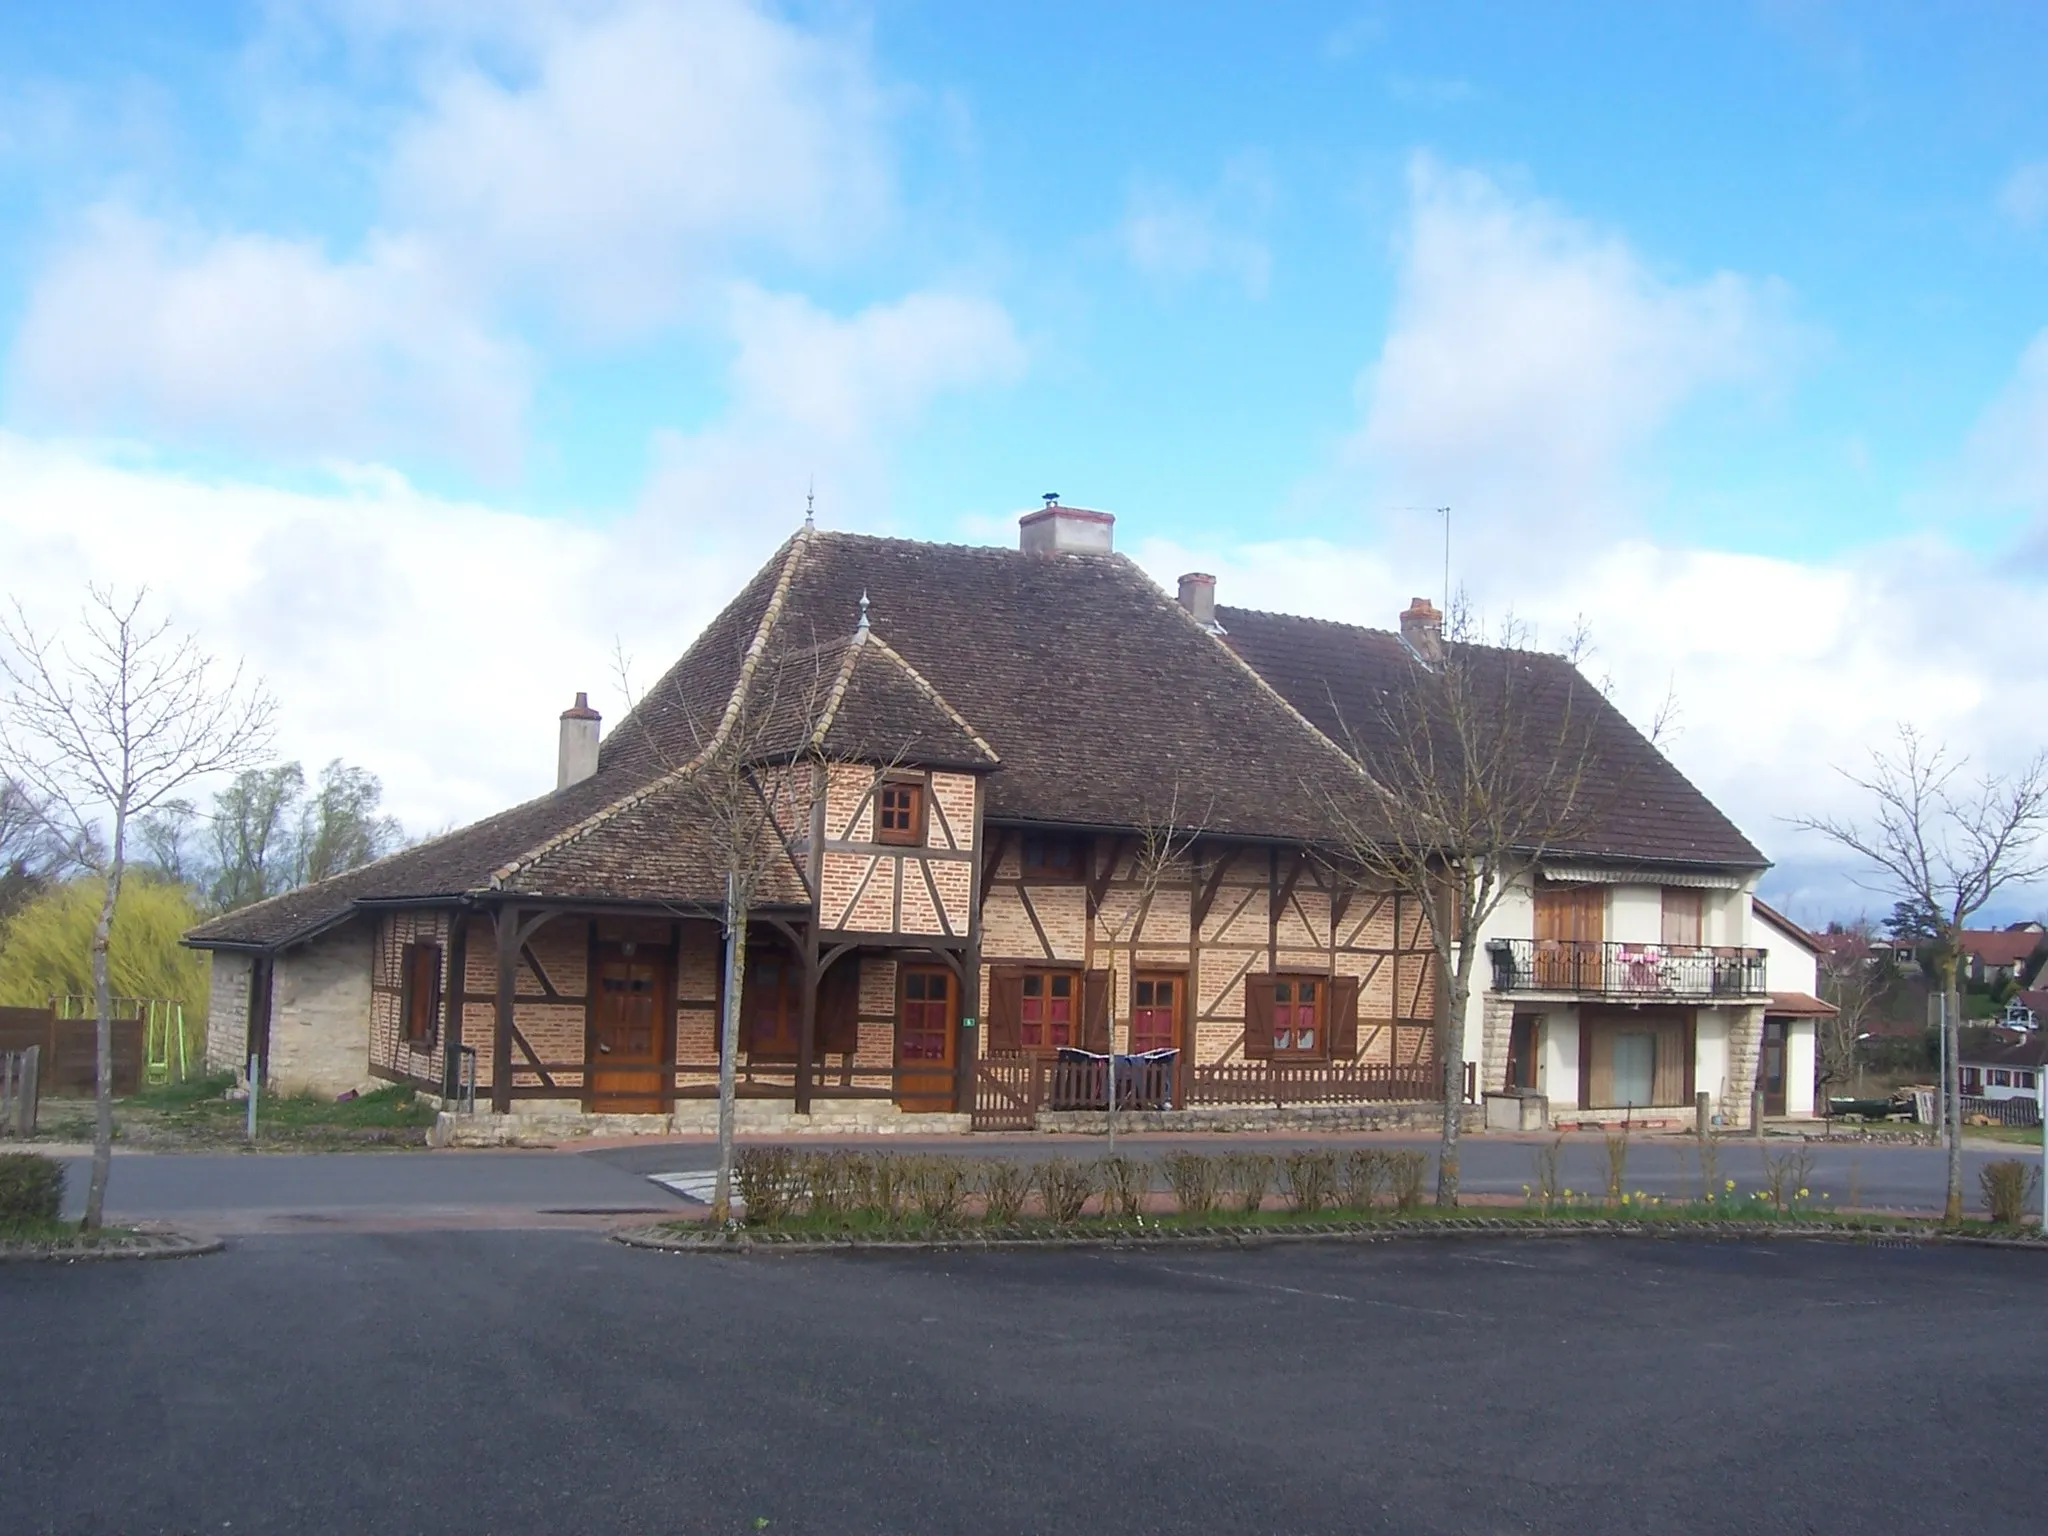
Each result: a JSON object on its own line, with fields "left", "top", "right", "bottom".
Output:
{"left": 589, "top": 946, "right": 669, "bottom": 1113}
{"left": 896, "top": 966, "right": 957, "bottom": 1112}
{"left": 1506, "top": 1012, "right": 1541, "bottom": 1091}
{"left": 1760, "top": 1019, "right": 1787, "bottom": 1118}
{"left": 1533, "top": 886, "right": 1604, "bottom": 989}
{"left": 1132, "top": 973, "right": 1183, "bottom": 1055}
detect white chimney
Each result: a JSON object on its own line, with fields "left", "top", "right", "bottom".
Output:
{"left": 557, "top": 692, "right": 601, "bottom": 789}
{"left": 1019, "top": 494, "right": 1114, "bottom": 556}
{"left": 1176, "top": 572, "right": 1220, "bottom": 631}
{"left": 1399, "top": 597, "right": 1443, "bottom": 662}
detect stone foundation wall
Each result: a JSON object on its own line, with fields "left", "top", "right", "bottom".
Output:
{"left": 1035, "top": 1103, "right": 1482, "bottom": 1135}
{"left": 432, "top": 1101, "right": 973, "bottom": 1146}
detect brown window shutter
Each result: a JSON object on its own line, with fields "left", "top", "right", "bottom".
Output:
{"left": 1242, "top": 974, "right": 1276, "bottom": 1060}
{"left": 1329, "top": 974, "right": 1361, "bottom": 1059}
{"left": 424, "top": 944, "right": 443, "bottom": 1048}
{"left": 1082, "top": 969, "right": 1112, "bottom": 1053}
{"left": 400, "top": 942, "right": 421, "bottom": 1042}
{"left": 819, "top": 959, "right": 860, "bottom": 1054}
{"left": 986, "top": 967, "right": 1024, "bottom": 1054}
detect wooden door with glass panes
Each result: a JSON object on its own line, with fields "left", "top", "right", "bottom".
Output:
{"left": 895, "top": 966, "right": 958, "bottom": 1111}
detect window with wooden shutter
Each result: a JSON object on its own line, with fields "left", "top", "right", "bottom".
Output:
{"left": 402, "top": 941, "right": 442, "bottom": 1049}
{"left": 1081, "top": 969, "right": 1111, "bottom": 1053}
{"left": 1328, "top": 974, "right": 1361, "bottom": 1059}
{"left": 819, "top": 959, "right": 861, "bottom": 1054}
{"left": 1242, "top": 974, "right": 1276, "bottom": 1060}
{"left": 1660, "top": 889, "right": 1704, "bottom": 949}
{"left": 986, "top": 966, "right": 1025, "bottom": 1054}
{"left": 1269, "top": 976, "right": 1325, "bottom": 1059}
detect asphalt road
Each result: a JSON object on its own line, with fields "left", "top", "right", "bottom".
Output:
{"left": 50, "top": 1134, "right": 2042, "bottom": 1226}
{"left": 5, "top": 1231, "right": 2045, "bottom": 1534}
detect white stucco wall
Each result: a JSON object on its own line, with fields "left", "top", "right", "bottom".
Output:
{"left": 1754, "top": 904, "right": 1820, "bottom": 999}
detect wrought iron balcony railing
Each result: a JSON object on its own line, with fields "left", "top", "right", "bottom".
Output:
{"left": 1487, "top": 939, "right": 1768, "bottom": 1001}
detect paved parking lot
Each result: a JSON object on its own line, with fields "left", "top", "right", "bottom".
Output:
{"left": 5, "top": 1230, "right": 2043, "bottom": 1534}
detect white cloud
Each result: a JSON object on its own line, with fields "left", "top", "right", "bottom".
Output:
{"left": 1996, "top": 161, "right": 2048, "bottom": 229}
{"left": 1967, "top": 327, "right": 2048, "bottom": 523}
{"left": 384, "top": 0, "right": 891, "bottom": 333}
{"left": 1349, "top": 155, "right": 1794, "bottom": 553}
{"left": 1132, "top": 525, "right": 2048, "bottom": 923}
{"left": 5, "top": 205, "right": 532, "bottom": 478}
{"left": 1120, "top": 158, "right": 1276, "bottom": 298}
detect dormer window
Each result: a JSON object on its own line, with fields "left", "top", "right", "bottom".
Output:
{"left": 877, "top": 779, "right": 925, "bottom": 846}
{"left": 1020, "top": 832, "right": 1086, "bottom": 882}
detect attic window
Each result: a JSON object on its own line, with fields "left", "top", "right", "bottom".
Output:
{"left": 877, "top": 780, "right": 925, "bottom": 846}
{"left": 1020, "top": 832, "right": 1085, "bottom": 882}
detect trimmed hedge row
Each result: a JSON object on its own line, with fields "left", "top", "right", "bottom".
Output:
{"left": 0, "top": 1151, "right": 64, "bottom": 1223}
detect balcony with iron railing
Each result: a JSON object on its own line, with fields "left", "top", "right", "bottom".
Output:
{"left": 1487, "top": 939, "right": 1768, "bottom": 1002}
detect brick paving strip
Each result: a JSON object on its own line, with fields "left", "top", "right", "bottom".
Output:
{"left": 612, "top": 1216, "right": 2048, "bottom": 1257}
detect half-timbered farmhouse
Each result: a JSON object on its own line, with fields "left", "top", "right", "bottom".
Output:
{"left": 186, "top": 502, "right": 1790, "bottom": 1137}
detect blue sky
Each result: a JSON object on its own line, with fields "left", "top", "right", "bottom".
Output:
{"left": 1, "top": 1, "right": 2045, "bottom": 920}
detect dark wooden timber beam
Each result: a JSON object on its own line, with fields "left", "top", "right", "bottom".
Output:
{"left": 1190, "top": 848, "right": 1234, "bottom": 932}
{"left": 978, "top": 827, "right": 1012, "bottom": 908}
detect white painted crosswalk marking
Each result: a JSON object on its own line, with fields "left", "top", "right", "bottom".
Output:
{"left": 649, "top": 1170, "right": 741, "bottom": 1210}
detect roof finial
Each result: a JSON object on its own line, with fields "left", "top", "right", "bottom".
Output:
{"left": 857, "top": 588, "right": 870, "bottom": 634}
{"left": 805, "top": 477, "right": 815, "bottom": 528}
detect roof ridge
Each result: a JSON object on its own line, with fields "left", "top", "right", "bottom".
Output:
{"left": 805, "top": 628, "right": 869, "bottom": 754}
{"left": 1134, "top": 561, "right": 1368, "bottom": 788}
{"left": 491, "top": 522, "right": 818, "bottom": 886}
{"left": 859, "top": 631, "right": 1001, "bottom": 764}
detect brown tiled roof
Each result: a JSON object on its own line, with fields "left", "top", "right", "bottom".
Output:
{"left": 191, "top": 526, "right": 1765, "bottom": 951}
{"left": 1960, "top": 929, "right": 2046, "bottom": 969}
{"left": 1766, "top": 991, "right": 1837, "bottom": 1018}
{"left": 1215, "top": 605, "right": 1767, "bottom": 870}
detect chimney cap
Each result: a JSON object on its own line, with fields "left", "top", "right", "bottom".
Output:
{"left": 560, "top": 690, "right": 601, "bottom": 721}
{"left": 1402, "top": 596, "right": 1442, "bottom": 623}
{"left": 1018, "top": 502, "right": 1115, "bottom": 555}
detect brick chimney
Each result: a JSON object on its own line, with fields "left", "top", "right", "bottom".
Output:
{"left": 1399, "top": 597, "right": 1442, "bottom": 662}
{"left": 1019, "top": 494, "right": 1114, "bottom": 556}
{"left": 557, "top": 692, "right": 601, "bottom": 790}
{"left": 1176, "top": 572, "right": 1219, "bottom": 631}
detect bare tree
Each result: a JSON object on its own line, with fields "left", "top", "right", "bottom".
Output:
{"left": 1090, "top": 776, "right": 1208, "bottom": 1152}
{"left": 0, "top": 587, "right": 275, "bottom": 1229}
{"left": 1318, "top": 598, "right": 1627, "bottom": 1207}
{"left": 1797, "top": 726, "right": 2048, "bottom": 1221}
{"left": 1815, "top": 920, "right": 1889, "bottom": 1098}
{"left": 616, "top": 628, "right": 835, "bottom": 1225}
{"left": 1, "top": 776, "right": 81, "bottom": 925}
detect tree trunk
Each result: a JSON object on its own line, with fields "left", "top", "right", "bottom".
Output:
{"left": 1436, "top": 965, "right": 1468, "bottom": 1207}
{"left": 83, "top": 857, "right": 122, "bottom": 1232}
{"left": 1944, "top": 975, "right": 1963, "bottom": 1224}
{"left": 711, "top": 883, "right": 747, "bottom": 1225}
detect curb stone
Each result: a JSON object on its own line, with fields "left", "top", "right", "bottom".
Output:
{"left": 0, "top": 1225, "right": 224, "bottom": 1264}
{"left": 611, "top": 1217, "right": 2048, "bottom": 1257}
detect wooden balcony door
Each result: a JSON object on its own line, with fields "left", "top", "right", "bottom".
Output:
{"left": 589, "top": 944, "right": 670, "bottom": 1113}
{"left": 1759, "top": 1019, "right": 1787, "bottom": 1118}
{"left": 896, "top": 966, "right": 958, "bottom": 1112}
{"left": 1533, "top": 887, "right": 1604, "bottom": 989}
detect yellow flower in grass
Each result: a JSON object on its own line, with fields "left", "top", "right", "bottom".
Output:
{"left": 1797, "top": 1188, "right": 1810, "bottom": 1200}
{"left": 1725, "top": 1178, "right": 1736, "bottom": 1191}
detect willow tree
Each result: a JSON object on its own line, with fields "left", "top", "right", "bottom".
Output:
{"left": 0, "top": 587, "right": 274, "bottom": 1229}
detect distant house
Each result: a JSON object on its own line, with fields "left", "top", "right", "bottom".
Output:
{"left": 1958, "top": 924, "right": 2048, "bottom": 989}
{"left": 1958, "top": 1032, "right": 2045, "bottom": 1121}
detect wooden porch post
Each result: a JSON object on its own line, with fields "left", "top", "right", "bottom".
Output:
{"left": 492, "top": 904, "right": 519, "bottom": 1113}
{"left": 955, "top": 940, "right": 980, "bottom": 1116}
{"left": 795, "top": 919, "right": 819, "bottom": 1115}
{"left": 442, "top": 913, "right": 468, "bottom": 1100}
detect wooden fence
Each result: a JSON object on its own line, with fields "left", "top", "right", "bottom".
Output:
{"left": 1, "top": 1045, "right": 38, "bottom": 1138}
{"left": 971, "top": 1053, "right": 1459, "bottom": 1130}
{"left": 0, "top": 1006, "right": 145, "bottom": 1098}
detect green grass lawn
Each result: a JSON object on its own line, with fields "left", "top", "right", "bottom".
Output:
{"left": 30, "top": 1074, "right": 440, "bottom": 1150}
